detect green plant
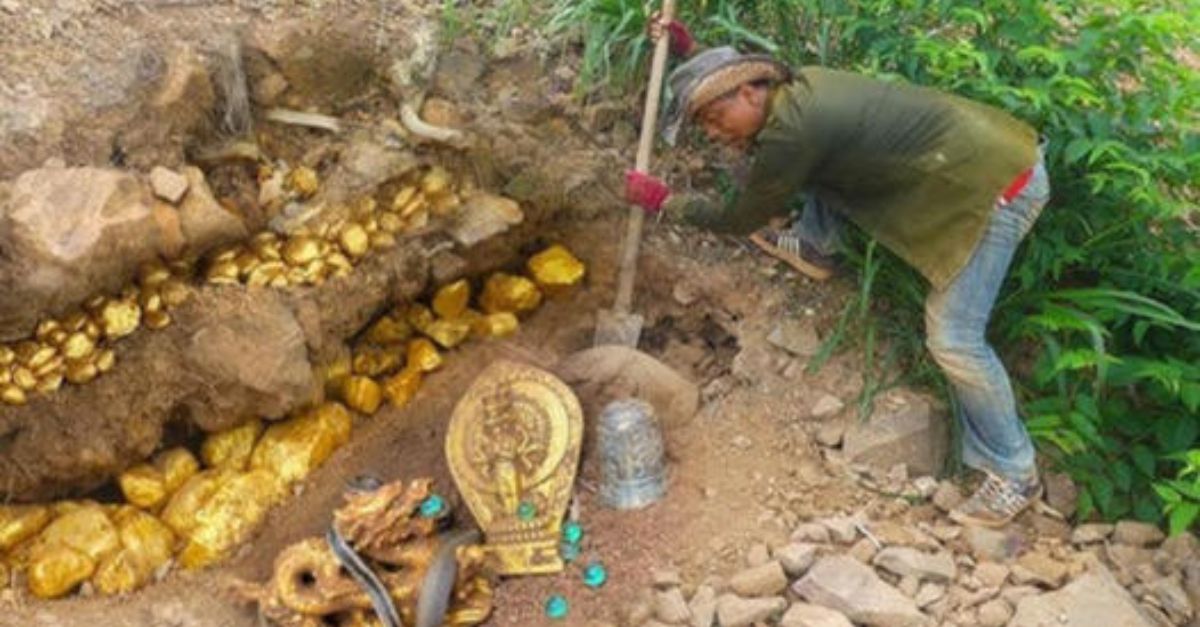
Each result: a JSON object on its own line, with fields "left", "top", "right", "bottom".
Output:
{"left": 549, "top": 0, "right": 1200, "bottom": 531}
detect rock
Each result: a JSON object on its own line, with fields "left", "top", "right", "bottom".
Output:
{"left": 1013, "top": 552, "right": 1070, "bottom": 588}
{"left": 252, "top": 71, "right": 290, "bottom": 106}
{"left": 1001, "top": 585, "right": 1042, "bottom": 606}
{"left": 1030, "top": 513, "right": 1073, "bottom": 540}
{"left": 420, "top": 97, "right": 465, "bottom": 129}
{"left": 177, "top": 166, "right": 247, "bottom": 252}
{"left": 820, "top": 516, "right": 861, "bottom": 544}
{"left": 652, "top": 568, "right": 684, "bottom": 590}
{"left": 780, "top": 603, "right": 854, "bottom": 627}
{"left": 816, "top": 420, "right": 848, "bottom": 448}
{"left": 1160, "top": 532, "right": 1199, "bottom": 563}
{"left": 1106, "top": 543, "right": 1158, "bottom": 586}
{"left": 898, "top": 575, "right": 921, "bottom": 597}
{"left": 849, "top": 538, "right": 880, "bottom": 564}
{"left": 714, "top": 594, "right": 786, "bottom": 627}
{"left": 931, "top": 481, "right": 964, "bottom": 513}
{"left": 655, "top": 588, "right": 692, "bottom": 624}
{"left": 768, "top": 317, "right": 822, "bottom": 357}
{"left": 746, "top": 543, "right": 771, "bottom": 567}
{"left": 964, "top": 526, "right": 1024, "bottom": 562}
{"left": 149, "top": 166, "right": 189, "bottom": 203}
{"left": 687, "top": 585, "right": 716, "bottom": 627}
{"left": 911, "top": 476, "right": 939, "bottom": 499}
{"left": 775, "top": 543, "right": 819, "bottom": 577}
{"left": 873, "top": 547, "right": 957, "bottom": 583}
{"left": 0, "top": 166, "right": 161, "bottom": 340}
{"left": 811, "top": 394, "right": 846, "bottom": 419}
{"left": 793, "top": 523, "right": 832, "bottom": 544}
{"left": 915, "top": 582, "right": 946, "bottom": 608}
{"left": 868, "top": 521, "right": 939, "bottom": 550}
{"left": 729, "top": 561, "right": 788, "bottom": 597}
{"left": 793, "top": 556, "right": 932, "bottom": 627}
{"left": 626, "top": 590, "right": 656, "bottom": 626}
{"left": 974, "top": 562, "right": 1010, "bottom": 588}
{"left": 1043, "top": 472, "right": 1079, "bottom": 518}
{"left": 1011, "top": 566, "right": 1157, "bottom": 627}
{"left": 447, "top": 191, "right": 524, "bottom": 247}
{"left": 1147, "top": 577, "right": 1194, "bottom": 624}
{"left": 842, "top": 394, "right": 947, "bottom": 476}
{"left": 1072, "top": 523, "right": 1115, "bottom": 545}
{"left": 1113, "top": 521, "right": 1167, "bottom": 547}
{"left": 976, "top": 599, "right": 1013, "bottom": 627}
{"left": 556, "top": 345, "right": 700, "bottom": 429}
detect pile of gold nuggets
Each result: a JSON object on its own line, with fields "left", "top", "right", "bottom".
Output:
{"left": 0, "top": 159, "right": 588, "bottom": 600}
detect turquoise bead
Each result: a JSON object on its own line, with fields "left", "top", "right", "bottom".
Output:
{"left": 559, "top": 541, "right": 581, "bottom": 562}
{"left": 545, "top": 594, "right": 569, "bottom": 619}
{"left": 582, "top": 561, "right": 607, "bottom": 589}
{"left": 562, "top": 521, "right": 584, "bottom": 544}
{"left": 419, "top": 494, "right": 446, "bottom": 518}
{"left": 517, "top": 501, "right": 537, "bottom": 521}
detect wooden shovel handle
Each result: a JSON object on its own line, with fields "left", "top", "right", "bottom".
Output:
{"left": 614, "top": 0, "right": 677, "bottom": 315}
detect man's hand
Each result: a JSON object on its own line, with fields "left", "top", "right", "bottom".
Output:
{"left": 647, "top": 11, "right": 694, "bottom": 57}
{"left": 625, "top": 170, "right": 671, "bottom": 214}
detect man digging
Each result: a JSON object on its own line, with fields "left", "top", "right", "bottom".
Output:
{"left": 627, "top": 19, "right": 1051, "bottom": 527}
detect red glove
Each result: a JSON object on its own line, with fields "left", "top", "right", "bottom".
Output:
{"left": 665, "top": 20, "right": 695, "bottom": 57}
{"left": 625, "top": 170, "right": 671, "bottom": 214}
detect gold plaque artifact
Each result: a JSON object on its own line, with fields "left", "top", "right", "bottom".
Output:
{"left": 445, "top": 361, "right": 583, "bottom": 575}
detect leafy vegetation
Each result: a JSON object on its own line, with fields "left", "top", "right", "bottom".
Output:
{"left": 541, "top": 0, "right": 1200, "bottom": 532}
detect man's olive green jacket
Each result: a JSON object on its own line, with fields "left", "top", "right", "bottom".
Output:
{"left": 696, "top": 67, "right": 1038, "bottom": 289}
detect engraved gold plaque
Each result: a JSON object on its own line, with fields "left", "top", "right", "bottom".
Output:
{"left": 446, "top": 360, "right": 583, "bottom": 576}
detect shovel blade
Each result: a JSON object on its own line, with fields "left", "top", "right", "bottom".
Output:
{"left": 593, "top": 309, "right": 644, "bottom": 348}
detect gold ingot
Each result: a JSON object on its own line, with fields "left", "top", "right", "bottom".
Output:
{"left": 48, "top": 329, "right": 69, "bottom": 346}
{"left": 369, "top": 232, "right": 397, "bottom": 250}
{"left": 26, "top": 345, "right": 58, "bottom": 370}
{"left": 406, "top": 304, "right": 435, "bottom": 332}
{"left": 206, "top": 259, "right": 240, "bottom": 284}
{"left": 62, "top": 332, "right": 96, "bottom": 360}
{"left": 33, "top": 504, "right": 121, "bottom": 564}
{"left": 341, "top": 376, "right": 383, "bottom": 415}
{"left": 431, "top": 192, "right": 462, "bottom": 216}
{"left": 95, "top": 349, "right": 116, "bottom": 373}
{"left": 13, "top": 366, "right": 37, "bottom": 391}
{"left": 407, "top": 338, "right": 443, "bottom": 373}
{"left": 246, "top": 261, "right": 287, "bottom": 287}
{"left": 351, "top": 347, "right": 402, "bottom": 378}
{"left": 118, "top": 464, "right": 168, "bottom": 510}
{"left": 36, "top": 372, "right": 63, "bottom": 394}
{"left": 250, "top": 403, "right": 352, "bottom": 485}
{"left": 144, "top": 310, "right": 172, "bottom": 331}
{"left": 445, "top": 361, "right": 583, "bottom": 575}
{"left": 433, "top": 279, "right": 471, "bottom": 319}
{"left": 137, "top": 261, "right": 172, "bottom": 288}
{"left": 283, "top": 236, "right": 321, "bottom": 266}
{"left": 365, "top": 315, "right": 412, "bottom": 346}
{"left": 0, "top": 505, "right": 52, "bottom": 551}
{"left": 383, "top": 367, "right": 422, "bottom": 408}
{"left": 424, "top": 318, "right": 472, "bottom": 349}
{"left": 338, "top": 224, "right": 370, "bottom": 259}
{"left": 93, "top": 508, "right": 176, "bottom": 596}
{"left": 287, "top": 166, "right": 320, "bottom": 197}
{"left": 392, "top": 185, "right": 417, "bottom": 211}
{"left": 176, "top": 470, "right": 287, "bottom": 569}
{"left": 480, "top": 273, "right": 543, "bottom": 315}
{"left": 1, "top": 383, "right": 26, "bottom": 405}
{"left": 156, "top": 448, "right": 200, "bottom": 495}
{"left": 28, "top": 545, "right": 95, "bottom": 599}
{"left": 0, "top": 345, "right": 13, "bottom": 366}
{"left": 421, "top": 166, "right": 453, "bottom": 197}
{"left": 202, "top": 419, "right": 264, "bottom": 470}
{"left": 378, "top": 212, "right": 404, "bottom": 234}
{"left": 472, "top": 312, "right": 519, "bottom": 339}
{"left": 160, "top": 279, "right": 191, "bottom": 308}
{"left": 66, "top": 361, "right": 98, "bottom": 385}
{"left": 35, "top": 320, "right": 61, "bottom": 341}
{"left": 527, "top": 244, "right": 586, "bottom": 294}
{"left": 33, "top": 354, "right": 64, "bottom": 378}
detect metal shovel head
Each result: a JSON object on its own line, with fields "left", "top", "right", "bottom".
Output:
{"left": 594, "top": 309, "right": 644, "bottom": 347}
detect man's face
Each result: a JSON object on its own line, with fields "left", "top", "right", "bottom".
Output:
{"left": 695, "top": 83, "right": 768, "bottom": 150}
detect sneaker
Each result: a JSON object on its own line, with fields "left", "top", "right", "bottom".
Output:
{"left": 748, "top": 228, "right": 837, "bottom": 281}
{"left": 949, "top": 473, "right": 1043, "bottom": 528}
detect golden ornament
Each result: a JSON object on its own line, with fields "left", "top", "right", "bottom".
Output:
{"left": 445, "top": 361, "right": 583, "bottom": 575}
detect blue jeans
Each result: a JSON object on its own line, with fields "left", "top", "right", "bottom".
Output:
{"left": 794, "top": 154, "right": 1050, "bottom": 482}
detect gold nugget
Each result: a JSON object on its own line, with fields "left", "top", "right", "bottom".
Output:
{"left": 283, "top": 236, "right": 322, "bottom": 266}
{"left": 99, "top": 299, "right": 142, "bottom": 339}
{"left": 338, "top": 224, "right": 370, "bottom": 259}
{"left": 480, "top": 273, "right": 543, "bottom": 315}
{"left": 432, "top": 280, "right": 471, "bottom": 319}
